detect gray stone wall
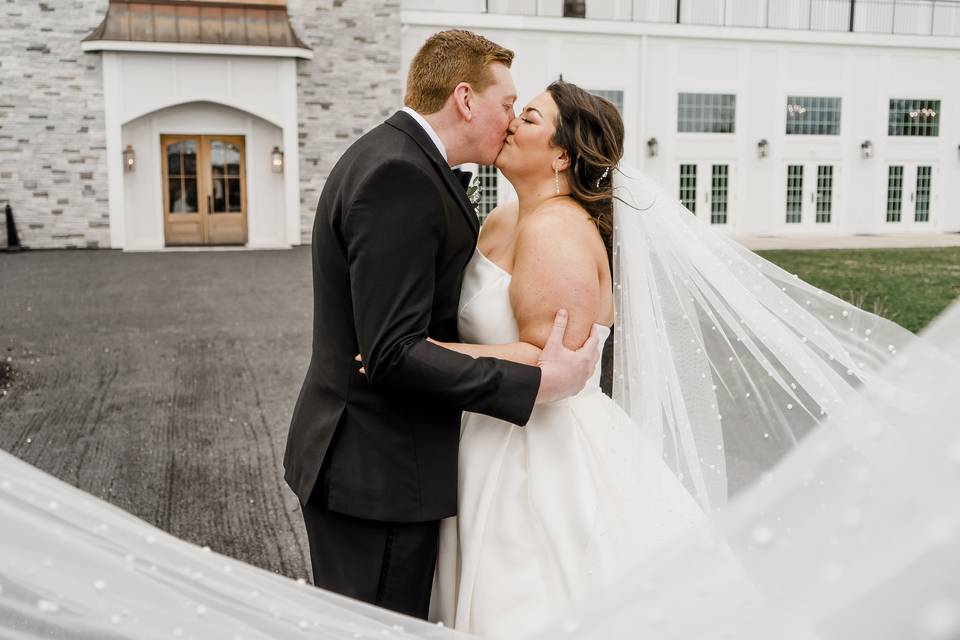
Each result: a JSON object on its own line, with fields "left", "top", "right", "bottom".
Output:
{"left": 287, "top": 0, "right": 403, "bottom": 243}
{"left": 0, "top": 0, "right": 110, "bottom": 249}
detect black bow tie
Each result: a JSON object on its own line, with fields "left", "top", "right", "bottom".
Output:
{"left": 451, "top": 168, "right": 473, "bottom": 190}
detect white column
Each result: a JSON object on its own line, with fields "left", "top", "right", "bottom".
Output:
{"left": 281, "top": 58, "right": 302, "bottom": 246}
{"left": 102, "top": 53, "right": 126, "bottom": 249}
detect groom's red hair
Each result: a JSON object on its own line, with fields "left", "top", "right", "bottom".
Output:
{"left": 405, "top": 29, "right": 514, "bottom": 115}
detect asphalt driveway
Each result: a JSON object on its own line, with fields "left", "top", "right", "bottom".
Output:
{"left": 0, "top": 247, "right": 315, "bottom": 579}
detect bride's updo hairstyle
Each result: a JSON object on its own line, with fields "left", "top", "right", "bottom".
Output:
{"left": 547, "top": 81, "right": 624, "bottom": 259}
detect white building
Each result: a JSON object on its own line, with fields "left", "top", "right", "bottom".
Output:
{"left": 404, "top": 0, "right": 960, "bottom": 236}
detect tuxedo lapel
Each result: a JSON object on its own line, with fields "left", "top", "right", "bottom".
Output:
{"left": 385, "top": 111, "right": 480, "bottom": 238}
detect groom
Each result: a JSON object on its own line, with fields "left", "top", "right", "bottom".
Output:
{"left": 284, "top": 29, "right": 599, "bottom": 619}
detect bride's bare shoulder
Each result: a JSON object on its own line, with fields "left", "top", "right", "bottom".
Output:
{"left": 516, "top": 199, "right": 598, "bottom": 251}
{"left": 477, "top": 200, "right": 519, "bottom": 249}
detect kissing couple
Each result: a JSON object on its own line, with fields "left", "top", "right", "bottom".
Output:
{"left": 284, "top": 27, "right": 912, "bottom": 640}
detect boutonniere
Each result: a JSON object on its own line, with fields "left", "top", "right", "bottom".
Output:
{"left": 465, "top": 175, "right": 482, "bottom": 216}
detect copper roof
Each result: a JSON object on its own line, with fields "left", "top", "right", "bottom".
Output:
{"left": 83, "top": 1, "right": 311, "bottom": 50}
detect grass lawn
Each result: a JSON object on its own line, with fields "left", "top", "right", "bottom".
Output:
{"left": 757, "top": 246, "right": 960, "bottom": 334}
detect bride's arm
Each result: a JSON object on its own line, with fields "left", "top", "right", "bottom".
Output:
{"left": 427, "top": 200, "right": 544, "bottom": 365}
{"left": 510, "top": 205, "right": 602, "bottom": 350}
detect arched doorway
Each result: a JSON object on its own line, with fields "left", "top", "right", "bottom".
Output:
{"left": 121, "top": 101, "right": 289, "bottom": 250}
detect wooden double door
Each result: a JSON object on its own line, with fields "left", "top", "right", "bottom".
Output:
{"left": 162, "top": 134, "right": 248, "bottom": 246}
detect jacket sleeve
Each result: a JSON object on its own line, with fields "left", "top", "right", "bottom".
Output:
{"left": 341, "top": 158, "right": 541, "bottom": 426}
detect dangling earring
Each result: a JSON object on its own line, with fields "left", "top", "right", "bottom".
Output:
{"left": 554, "top": 167, "right": 560, "bottom": 195}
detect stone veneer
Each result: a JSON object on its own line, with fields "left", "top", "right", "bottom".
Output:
{"left": 287, "top": 0, "right": 402, "bottom": 243}
{"left": 0, "top": 0, "right": 111, "bottom": 249}
{"left": 0, "top": 0, "right": 402, "bottom": 249}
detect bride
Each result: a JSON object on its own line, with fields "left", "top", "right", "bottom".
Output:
{"left": 429, "top": 81, "right": 711, "bottom": 637}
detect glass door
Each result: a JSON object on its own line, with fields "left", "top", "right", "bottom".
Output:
{"left": 161, "top": 134, "right": 247, "bottom": 246}
{"left": 162, "top": 136, "right": 202, "bottom": 245}
{"left": 885, "top": 163, "right": 934, "bottom": 227}
{"left": 783, "top": 162, "right": 838, "bottom": 230}
{"left": 678, "top": 162, "right": 734, "bottom": 228}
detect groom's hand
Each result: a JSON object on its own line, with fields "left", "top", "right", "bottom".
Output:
{"left": 534, "top": 309, "right": 600, "bottom": 404}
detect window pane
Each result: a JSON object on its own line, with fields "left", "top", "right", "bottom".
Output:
{"left": 227, "top": 178, "right": 242, "bottom": 213}
{"left": 563, "top": 0, "right": 585, "bottom": 17}
{"left": 786, "top": 96, "right": 841, "bottom": 135}
{"left": 886, "top": 166, "right": 903, "bottom": 223}
{"left": 183, "top": 178, "right": 198, "bottom": 213}
{"left": 476, "top": 165, "right": 498, "bottom": 224}
{"left": 183, "top": 140, "right": 197, "bottom": 176}
{"left": 212, "top": 177, "right": 225, "bottom": 213}
{"left": 169, "top": 177, "right": 197, "bottom": 214}
{"left": 679, "top": 164, "right": 697, "bottom": 214}
{"left": 888, "top": 99, "right": 940, "bottom": 137}
{"left": 210, "top": 141, "right": 225, "bottom": 177}
{"left": 915, "top": 166, "right": 931, "bottom": 223}
{"left": 678, "top": 93, "right": 736, "bottom": 133}
{"left": 167, "top": 142, "right": 182, "bottom": 175}
{"left": 588, "top": 89, "right": 624, "bottom": 115}
{"left": 711, "top": 164, "right": 728, "bottom": 224}
{"left": 168, "top": 178, "right": 184, "bottom": 213}
{"left": 225, "top": 143, "right": 241, "bottom": 176}
{"left": 786, "top": 165, "right": 803, "bottom": 224}
{"left": 816, "top": 165, "right": 833, "bottom": 224}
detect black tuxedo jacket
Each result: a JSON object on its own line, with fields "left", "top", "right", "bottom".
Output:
{"left": 284, "top": 111, "right": 541, "bottom": 522}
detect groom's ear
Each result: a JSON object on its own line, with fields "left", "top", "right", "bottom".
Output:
{"left": 452, "top": 82, "right": 474, "bottom": 122}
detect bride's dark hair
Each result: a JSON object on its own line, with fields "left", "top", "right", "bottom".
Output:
{"left": 547, "top": 81, "right": 625, "bottom": 261}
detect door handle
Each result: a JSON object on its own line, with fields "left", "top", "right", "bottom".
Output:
{"left": 208, "top": 194, "right": 213, "bottom": 213}
{"left": 810, "top": 191, "right": 815, "bottom": 203}
{"left": 910, "top": 192, "right": 915, "bottom": 203}
{"left": 705, "top": 192, "right": 710, "bottom": 204}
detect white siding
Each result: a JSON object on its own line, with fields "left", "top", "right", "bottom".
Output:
{"left": 401, "top": 14, "right": 960, "bottom": 236}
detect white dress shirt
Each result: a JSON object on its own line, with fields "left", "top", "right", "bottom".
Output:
{"left": 401, "top": 106, "right": 448, "bottom": 163}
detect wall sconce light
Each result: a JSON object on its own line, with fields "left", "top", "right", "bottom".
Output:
{"left": 757, "top": 139, "right": 769, "bottom": 159}
{"left": 957, "top": 144, "right": 959, "bottom": 161}
{"left": 646, "top": 137, "right": 658, "bottom": 158}
{"left": 122, "top": 144, "right": 136, "bottom": 173}
{"left": 860, "top": 140, "right": 873, "bottom": 159}
{"left": 271, "top": 146, "right": 284, "bottom": 173}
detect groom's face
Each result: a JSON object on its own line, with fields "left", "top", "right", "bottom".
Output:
{"left": 469, "top": 63, "right": 518, "bottom": 165}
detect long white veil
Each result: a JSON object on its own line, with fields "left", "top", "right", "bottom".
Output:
{"left": 610, "top": 166, "right": 917, "bottom": 512}
{"left": 2, "top": 168, "right": 959, "bottom": 638}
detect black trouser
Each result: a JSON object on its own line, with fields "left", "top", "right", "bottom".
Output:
{"left": 301, "top": 499, "right": 440, "bottom": 619}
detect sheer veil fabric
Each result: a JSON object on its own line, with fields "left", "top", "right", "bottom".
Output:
{"left": 2, "top": 168, "right": 959, "bottom": 639}
{"left": 610, "top": 167, "right": 919, "bottom": 511}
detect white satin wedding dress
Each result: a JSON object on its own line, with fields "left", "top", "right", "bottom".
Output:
{"left": 431, "top": 248, "right": 708, "bottom": 639}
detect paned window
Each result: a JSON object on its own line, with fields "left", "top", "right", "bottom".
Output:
{"left": 886, "top": 166, "right": 904, "bottom": 222}
{"left": 589, "top": 89, "right": 624, "bottom": 114}
{"left": 915, "top": 165, "right": 932, "bottom": 223}
{"left": 477, "top": 165, "right": 499, "bottom": 224}
{"left": 678, "top": 93, "right": 736, "bottom": 133}
{"left": 785, "top": 96, "right": 841, "bottom": 135}
{"left": 815, "top": 165, "right": 833, "bottom": 224}
{"left": 888, "top": 99, "right": 940, "bottom": 136}
{"left": 711, "top": 164, "right": 729, "bottom": 224}
{"left": 786, "top": 165, "right": 803, "bottom": 224}
{"left": 679, "top": 164, "right": 697, "bottom": 214}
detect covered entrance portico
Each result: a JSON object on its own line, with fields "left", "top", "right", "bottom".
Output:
{"left": 81, "top": 0, "right": 312, "bottom": 250}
